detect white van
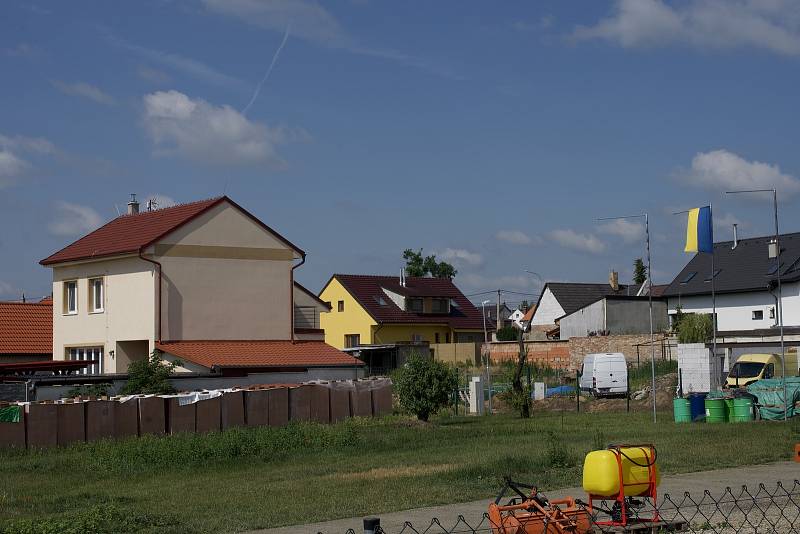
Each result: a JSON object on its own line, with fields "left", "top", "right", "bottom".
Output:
{"left": 579, "top": 353, "right": 628, "bottom": 397}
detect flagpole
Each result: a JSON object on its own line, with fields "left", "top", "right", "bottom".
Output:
{"left": 710, "top": 202, "right": 718, "bottom": 390}
{"left": 645, "top": 213, "right": 657, "bottom": 423}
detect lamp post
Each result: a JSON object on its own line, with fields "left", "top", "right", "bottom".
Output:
{"left": 481, "top": 300, "right": 490, "bottom": 343}
{"left": 725, "top": 188, "right": 787, "bottom": 422}
{"left": 596, "top": 213, "right": 657, "bottom": 423}
{"left": 481, "top": 299, "right": 492, "bottom": 414}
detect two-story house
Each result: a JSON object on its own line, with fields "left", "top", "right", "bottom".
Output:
{"left": 319, "top": 274, "right": 485, "bottom": 349}
{"left": 39, "top": 196, "right": 362, "bottom": 378}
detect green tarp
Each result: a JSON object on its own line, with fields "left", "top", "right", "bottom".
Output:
{"left": 746, "top": 378, "right": 800, "bottom": 420}
{"left": 0, "top": 405, "right": 21, "bottom": 423}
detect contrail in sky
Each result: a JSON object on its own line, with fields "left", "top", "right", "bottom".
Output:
{"left": 243, "top": 24, "right": 291, "bottom": 115}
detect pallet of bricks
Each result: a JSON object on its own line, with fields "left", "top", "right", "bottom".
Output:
{"left": 0, "top": 377, "right": 392, "bottom": 449}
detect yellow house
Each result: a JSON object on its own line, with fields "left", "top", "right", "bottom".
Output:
{"left": 319, "top": 274, "right": 485, "bottom": 351}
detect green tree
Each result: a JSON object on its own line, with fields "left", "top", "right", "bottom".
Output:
{"left": 633, "top": 258, "right": 648, "bottom": 285}
{"left": 496, "top": 326, "right": 518, "bottom": 341}
{"left": 677, "top": 313, "right": 713, "bottom": 343}
{"left": 402, "top": 249, "right": 457, "bottom": 280}
{"left": 120, "top": 350, "right": 182, "bottom": 395}
{"left": 394, "top": 353, "right": 457, "bottom": 421}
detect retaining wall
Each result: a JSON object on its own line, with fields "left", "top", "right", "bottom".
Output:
{"left": 0, "top": 378, "right": 392, "bottom": 449}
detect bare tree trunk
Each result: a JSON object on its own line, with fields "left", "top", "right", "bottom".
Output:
{"left": 513, "top": 328, "right": 530, "bottom": 418}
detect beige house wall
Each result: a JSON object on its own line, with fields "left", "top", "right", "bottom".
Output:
{"left": 52, "top": 255, "right": 157, "bottom": 373}
{"left": 153, "top": 201, "right": 301, "bottom": 342}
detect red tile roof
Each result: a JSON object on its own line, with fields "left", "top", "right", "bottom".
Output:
{"left": 329, "top": 274, "right": 485, "bottom": 329}
{"left": 0, "top": 301, "right": 52, "bottom": 355}
{"left": 40, "top": 196, "right": 304, "bottom": 266}
{"left": 155, "top": 340, "right": 363, "bottom": 369}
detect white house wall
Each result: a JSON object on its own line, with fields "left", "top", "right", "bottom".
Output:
{"left": 532, "top": 288, "right": 565, "bottom": 326}
{"left": 52, "top": 256, "right": 157, "bottom": 373}
{"left": 667, "top": 282, "right": 800, "bottom": 331}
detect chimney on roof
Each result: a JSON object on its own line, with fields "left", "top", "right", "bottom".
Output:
{"left": 609, "top": 270, "right": 619, "bottom": 291}
{"left": 400, "top": 267, "right": 406, "bottom": 287}
{"left": 732, "top": 223, "right": 738, "bottom": 250}
{"left": 127, "top": 193, "right": 139, "bottom": 215}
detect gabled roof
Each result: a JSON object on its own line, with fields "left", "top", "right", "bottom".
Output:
{"left": 294, "top": 281, "right": 331, "bottom": 310}
{"left": 0, "top": 301, "right": 52, "bottom": 355}
{"left": 40, "top": 196, "right": 303, "bottom": 266}
{"left": 326, "top": 274, "right": 485, "bottom": 329}
{"left": 522, "top": 306, "right": 536, "bottom": 323}
{"left": 155, "top": 340, "right": 363, "bottom": 369}
{"left": 662, "top": 232, "right": 800, "bottom": 297}
{"left": 539, "top": 282, "right": 643, "bottom": 317}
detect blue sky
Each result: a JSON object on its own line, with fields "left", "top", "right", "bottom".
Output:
{"left": 3, "top": 0, "right": 800, "bottom": 308}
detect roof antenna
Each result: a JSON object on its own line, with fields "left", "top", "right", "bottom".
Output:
{"left": 732, "top": 223, "right": 738, "bottom": 250}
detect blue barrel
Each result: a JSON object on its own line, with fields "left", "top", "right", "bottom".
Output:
{"left": 689, "top": 392, "right": 708, "bottom": 422}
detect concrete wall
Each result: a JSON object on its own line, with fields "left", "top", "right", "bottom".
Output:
{"left": 52, "top": 255, "right": 157, "bottom": 373}
{"left": 560, "top": 299, "right": 605, "bottom": 339}
{"left": 431, "top": 342, "right": 480, "bottom": 365}
{"left": 154, "top": 202, "right": 299, "bottom": 341}
{"left": 531, "top": 287, "right": 564, "bottom": 326}
{"left": 676, "top": 343, "right": 726, "bottom": 393}
{"left": 606, "top": 299, "right": 668, "bottom": 334}
{"left": 667, "top": 282, "right": 800, "bottom": 331}
{"left": 568, "top": 334, "right": 669, "bottom": 368}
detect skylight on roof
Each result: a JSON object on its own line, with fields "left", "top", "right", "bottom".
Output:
{"left": 372, "top": 295, "right": 388, "bottom": 306}
{"left": 680, "top": 272, "right": 697, "bottom": 284}
{"left": 766, "top": 261, "right": 782, "bottom": 275}
{"left": 704, "top": 269, "right": 721, "bottom": 282}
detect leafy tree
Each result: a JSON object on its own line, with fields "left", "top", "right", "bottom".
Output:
{"left": 120, "top": 350, "right": 182, "bottom": 395}
{"left": 511, "top": 328, "right": 531, "bottom": 418}
{"left": 67, "top": 383, "right": 111, "bottom": 398}
{"left": 394, "top": 352, "right": 457, "bottom": 421}
{"left": 633, "top": 258, "right": 648, "bottom": 285}
{"left": 677, "top": 313, "right": 713, "bottom": 343}
{"left": 496, "top": 326, "right": 518, "bottom": 341}
{"left": 402, "top": 249, "right": 457, "bottom": 280}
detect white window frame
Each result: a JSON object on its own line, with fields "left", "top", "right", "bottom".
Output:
{"left": 64, "top": 280, "right": 78, "bottom": 315}
{"left": 89, "top": 277, "right": 104, "bottom": 313}
{"left": 67, "top": 347, "right": 104, "bottom": 375}
{"left": 752, "top": 309, "right": 764, "bottom": 321}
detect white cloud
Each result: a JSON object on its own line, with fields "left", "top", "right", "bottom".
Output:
{"left": 572, "top": 0, "right": 800, "bottom": 57}
{"left": 496, "top": 230, "right": 532, "bottom": 245}
{"left": 598, "top": 218, "right": 644, "bottom": 244}
{"left": 142, "top": 90, "right": 298, "bottom": 166}
{"left": 0, "top": 134, "right": 56, "bottom": 188}
{"left": 48, "top": 202, "right": 103, "bottom": 237}
{"left": 550, "top": 229, "right": 606, "bottom": 254}
{"left": 104, "top": 29, "right": 244, "bottom": 89}
{"left": 202, "top": 0, "right": 352, "bottom": 48}
{"left": 438, "top": 248, "right": 484, "bottom": 266}
{"left": 51, "top": 80, "right": 116, "bottom": 106}
{"left": 138, "top": 65, "right": 171, "bottom": 84}
{"left": 681, "top": 149, "right": 800, "bottom": 196}
{"left": 460, "top": 273, "right": 533, "bottom": 292}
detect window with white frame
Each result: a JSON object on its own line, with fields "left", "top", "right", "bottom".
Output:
{"left": 67, "top": 347, "right": 103, "bottom": 375}
{"left": 64, "top": 281, "right": 77, "bottom": 315}
{"left": 752, "top": 310, "right": 764, "bottom": 321}
{"left": 89, "top": 277, "right": 104, "bottom": 313}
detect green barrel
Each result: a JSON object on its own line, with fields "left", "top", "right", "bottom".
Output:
{"left": 732, "top": 398, "right": 754, "bottom": 422}
{"left": 673, "top": 398, "right": 691, "bottom": 423}
{"left": 724, "top": 398, "right": 735, "bottom": 422}
{"left": 705, "top": 398, "right": 726, "bottom": 423}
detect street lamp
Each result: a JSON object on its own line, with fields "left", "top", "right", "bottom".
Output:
{"left": 481, "top": 299, "right": 492, "bottom": 414}
{"left": 725, "top": 188, "right": 787, "bottom": 421}
{"left": 481, "top": 300, "right": 490, "bottom": 343}
{"left": 596, "top": 213, "right": 657, "bottom": 423}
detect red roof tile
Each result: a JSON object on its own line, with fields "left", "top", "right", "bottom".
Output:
{"left": 0, "top": 301, "right": 52, "bottom": 355}
{"left": 40, "top": 196, "right": 304, "bottom": 266}
{"left": 155, "top": 340, "right": 364, "bottom": 369}
{"left": 329, "top": 274, "right": 485, "bottom": 330}
{"left": 40, "top": 198, "right": 223, "bottom": 265}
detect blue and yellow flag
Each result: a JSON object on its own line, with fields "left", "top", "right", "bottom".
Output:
{"left": 685, "top": 206, "right": 713, "bottom": 253}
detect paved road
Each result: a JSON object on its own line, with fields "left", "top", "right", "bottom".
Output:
{"left": 256, "top": 462, "right": 799, "bottom": 534}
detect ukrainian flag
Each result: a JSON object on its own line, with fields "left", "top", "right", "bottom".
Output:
{"left": 685, "top": 206, "right": 713, "bottom": 253}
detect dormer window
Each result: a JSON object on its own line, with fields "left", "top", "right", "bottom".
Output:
{"left": 407, "top": 298, "right": 423, "bottom": 313}
{"left": 431, "top": 298, "right": 450, "bottom": 314}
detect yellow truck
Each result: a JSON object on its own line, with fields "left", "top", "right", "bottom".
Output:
{"left": 725, "top": 350, "right": 799, "bottom": 388}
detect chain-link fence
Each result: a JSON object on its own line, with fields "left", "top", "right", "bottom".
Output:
{"left": 335, "top": 480, "right": 800, "bottom": 533}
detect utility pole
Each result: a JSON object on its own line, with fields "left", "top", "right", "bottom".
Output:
{"left": 496, "top": 290, "right": 502, "bottom": 332}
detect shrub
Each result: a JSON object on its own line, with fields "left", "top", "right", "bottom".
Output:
{"left": 66, "top": 383, "right": 111, "bottom": 399}
{"left": 677, "top": 313, "right": 713, "bottom": 343}
{"left": 496, "top": 326, "right": 519, "bottom": 342}
{"left": 120, "top": 350, "right": 181, "bottom": 395}
{"left": 394, "top": 353, "right": 457, "bottom": 421}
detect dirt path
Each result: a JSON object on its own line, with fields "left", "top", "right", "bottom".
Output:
{"left": 254, "top": 461, "right": 799, "bottom": 533}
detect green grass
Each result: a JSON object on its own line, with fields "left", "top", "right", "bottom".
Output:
{"left": 0, "top": 412, "right": 793, "bottom": 533}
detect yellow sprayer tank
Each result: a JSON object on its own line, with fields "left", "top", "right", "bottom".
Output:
{"left": 582, "top": 447, "right": 659, "bottom": 498}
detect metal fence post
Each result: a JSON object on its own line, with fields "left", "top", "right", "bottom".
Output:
{"left": 576, "top": 369, "right": 580, "bottom": 413}
{"left": 363, "top": 517, "right": 380, "bottom": 534}
{"left": 626, "top": 371, "right": 631, "bottom": 413}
